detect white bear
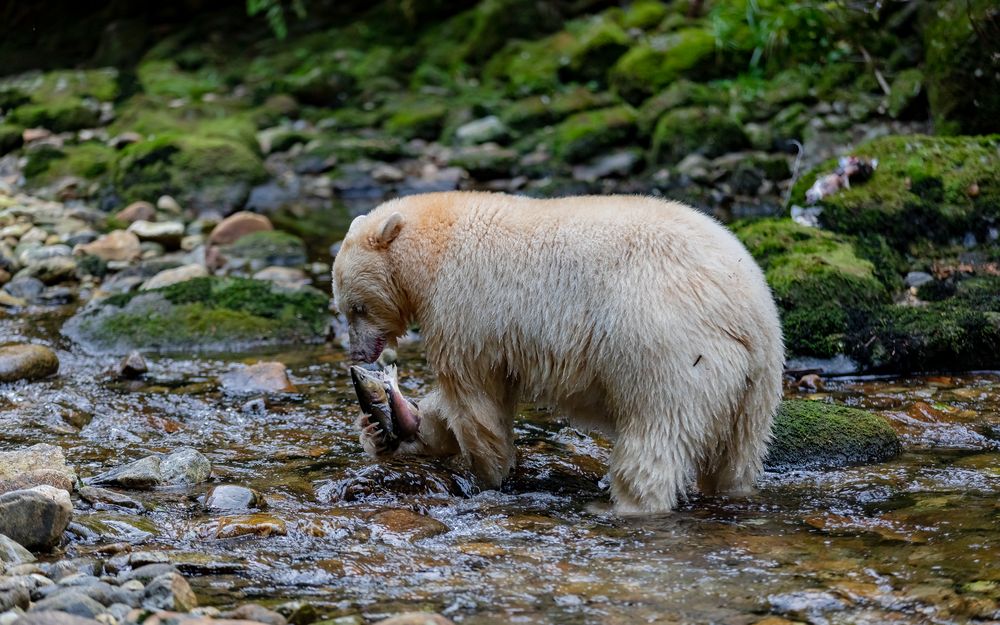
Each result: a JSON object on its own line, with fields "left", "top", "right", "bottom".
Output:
{"left": 332, "top": 191, "right": 783, "bottom": 513}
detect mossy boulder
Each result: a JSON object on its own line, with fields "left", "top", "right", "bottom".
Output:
{"left": 484, "top": 31, "right": 577, "bottom": 96}
{"left": 2, "top": 69, "right": 118, "bottom": 133}
{"left": 8, "top": 100, "right": 101, "bottom": 133}
{"left": 620, "top": 0, "right": 670, "bottom": 30}
{"left": 734, "top": 219, "right": 888, "bottom": 358}
{"left": 651, "top": 107, "right": 748, "bottom": 165}
{"left": 0, "top": 124, "right": 24, "bottom": 156}
{"left": 63, "top": 277, "right": 329, "bottom": 354}
{"left": 609, "top": 28, "right": 716, "bottom": 103}
{"left": 765, "top": 400, "right": 901, "bottom": 471}
{"left": 638, "top": 79, "right": 730, "bottom": 134}
{"left": 888, "top": 68, "right": 926, "bottom": 120}
{"left": 113, "top": 135, "right": 266, "bottom": 213}
{"left": 550, "top": 105, "right": 637, "bottom": 163}
{"left": 24, "top": 142, "right": 116, "bottom": 185}
{"left": 790, "top": 135, "right": 1000, "bottom": 251}
{"left": 560, "top": 17, "right": 631, "bottom": 85}
{"left": 921, "top": 0, "right": 1000, "bottom": 135}
{"left": 499, "top": 88, "right": 614, "bottom": 133}
{"left": 137, "top": 59, "right": 225, "bottom": 101}
{"left": 460, "top": 0, "right": 564, "bottom": 64}
{"left": 846, "top": 277, "right": 1000, "bottom": 373}
{"left": 383, "top": 100, "right": 449, "bottom": 141}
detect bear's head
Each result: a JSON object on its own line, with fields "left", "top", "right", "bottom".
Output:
{"left": 332, "top": 210, "right": 409, "bottom": 363}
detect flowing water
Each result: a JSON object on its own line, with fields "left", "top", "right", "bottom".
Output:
{"left": 2, "top": 285, "right": 999, "bottom": 624}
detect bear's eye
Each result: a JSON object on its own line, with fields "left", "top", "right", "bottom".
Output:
{"left": 350, "top": 304, "right": 367, "bottom": 317}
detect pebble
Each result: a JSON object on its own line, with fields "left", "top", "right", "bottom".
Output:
{"left": 142, "top": 572, "right": 198, "bottom": 612}
{"left": 0, "top": 344, "right": 59, "bottom": 382}
{"left": 116, "top": 351, "right": 148, "bottom": 379}
{"left": 90, "top": 448, "right": 211, "bottom": 489}
{"left": 208, "top": 212, "right": 273, "bottom": 246}
{"left": 114, "top": 202, "right": 155, "bottom": 224}
{"left": 374, "top": 614, "right": 455, "bottom": 625}
{"left": 30, "top": 590, "right": 105, "bottom": 619}
{"left": 252, "top": 266, "right": 308, "bottom": 289}
{"left": 219, "top": 362, "right": 296, "bottom": 394}
{"left": 0, "top": 486, "right": 73, "bottom": 551}
{"left": 127, "top": 221, "right": 185, "bottom": 249}
{"left": 0, "top": 534, "right": 35, "bottom": 565}
{"left": 213, "top": 514, "right": 287, "bottom": 539}
{"left": 156, "top": 195, "right": 183, "bottom": 214}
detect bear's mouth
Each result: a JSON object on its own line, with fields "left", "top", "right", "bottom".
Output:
{"left": 352, "top": 334, "right": 386, "bottom": 364}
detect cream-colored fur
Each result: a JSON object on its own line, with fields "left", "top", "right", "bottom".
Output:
{"left": 333, "top": 191, "right": 784, "bottom": 514}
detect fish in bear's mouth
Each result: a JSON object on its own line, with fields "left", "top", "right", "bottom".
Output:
{"left": 349, "top": 363, "right": 421, "bottom": 451}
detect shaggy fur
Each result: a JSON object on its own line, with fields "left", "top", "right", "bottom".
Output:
{"left": 332, "top": 191, "right": 784, "bottom": 514}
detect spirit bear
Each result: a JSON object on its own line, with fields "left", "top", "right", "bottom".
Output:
{"left": 332, "top": 192, "right": 783, "bottom": 514}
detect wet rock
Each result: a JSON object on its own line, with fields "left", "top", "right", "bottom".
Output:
{"left": 142, "top": 572, "right": 197, "bottom": 612}
{"left": 30, "top": 591, "right": 104, "bottom": 619}
{"left": 0, "top": 445, "right": 73, "bottom": 483}
{"left": 370, "top": 509, "right": 449, "bottom": 541}
{"left": 768, "top": 590, "right": 845, "bottom": 620}
{"left": 0, "top": 535, "right": 34, "bottom": 565}
{"left": 44, "top": 558, "right": 102, "bottom": 581}
{"left": 116, "top": 351, "right": 148, "bottom": 379}
{"left": 766, "top": 400, "right": 901, "bottom": 471}
{"left": 0, "top": 576, "right": 31, "bottom": 611}
{"left": 455, "top": 116, "right": 508, "bottom": 145}
{"left": 114, "top": 201, "right": 155, "bottom": 224}
{"left": 0, "top": 344, "right": 59, "bottom": 382}
{"left": 158, "top": 448, "right": 212, "bottom": 486}
{"left": 13, "top": 613, "right": 102, "bottom": 625}
{"left": 121, "top": 563, "right": 178, "bottom": 583}
{"left": 203, "top": 485, "right": 265, "bottom": 513}
{"left": 139, "top": 264, "right": 208, "bottom": 291}
{"left": 0, "top": 486, "right": 73, "bottom": 551}
{"left": 0, "top": 470, "right": 72, "bottom": 496}
{"left": 222, "top": 604, "right": 287, "bottom": 625}
{"left": 274, "top": 600, "right": 319, "bottom": 625}
{"left": 373, "top": 614, "right": 455, "bottom": 625}
{"left": 213, "top": 514, "right": 287, "bottom": 539}
{"left": 208, "top": 212, "right": 273, "bottom": 246}
{"left": 74, "top": 230, "right": 140, "bottom": 263}
{"left": 220, "top": 362, "right": 295, "bottom": 394}
{"left": 76, "top": 486, "right": 145, "bottom": 512}
{"left": 2, "top": 277, "right": 44, "bottom": 303}
{"left": 127, "top": 221, "right": 184, "bottom": 249}
{"left": 90, "top": 448, "right": 210, "bottom": 489}
{"left": 16, "top": 257, "right": 76, "bottom": 286}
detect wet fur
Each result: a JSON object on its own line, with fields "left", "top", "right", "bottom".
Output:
{"left": 333, "top": 191, "right": 784, "bottom": 514}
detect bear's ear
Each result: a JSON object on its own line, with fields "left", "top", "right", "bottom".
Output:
{"left": 376, "top": 212, "right": 404, "bottom": 247}
{"left": 347, "top": 215, "right": 365, "bottom": 236}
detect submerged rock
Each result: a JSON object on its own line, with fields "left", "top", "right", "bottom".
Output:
{"left": 219, "top": 362, "right": 295, "bottom": 394}
{"left": 62, "top": 276, "right": 329, "bottom": 354}
{"left": 0, "top": 344, "right": 59, "bottom": 382}
{"left": 116, "top": 351, "right": 148, "bottom": 379}
{"left": 213, "top": 514, "right": 287, "bottom": 539}
{"left": 370, "top": 509, "right": 449, "bottom": 542}
{"left": 203, "top": 485, "right": 265, "bottom": 512}
{"left": 766, "top": 400, "right": 901, "bottom": 471}
{"left": 0, "top": 485, "right": 73, "bottom": 551}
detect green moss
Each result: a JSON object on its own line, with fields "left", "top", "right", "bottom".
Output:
{"left": 24, "top": 142, "right": 115, "bottom": 184}
{"left": 621, "top": 0, "right": 670, "bottom": 30}
{"left": 113, "top": 134, "right": 266, "bottom": 210}
{"left": 888, "top": 68, "right": 925, "bottom": 119}
{"left": 500, "top": 88, "right": 614, "bottom": 132}
{"left": 0, "top": 69, "right": 119, "bottom": 105}
{"left": 66, "top": 277, "right": 328, "bottom": 354}
{"left": 460, "top": 0, "right": 564, "bottom": 64}
{"left": 650, "top": 106, "right": 748, "bottom": 165}
{"left": 638, "top": 79, "right": 730, "bottom": 134}
{"left": 847, "top": 277, "right": 1000, "bottom": 373}
{"left": 221, "top": 230, "right": 307, "bottom": 269}
{"left": 609, "top": 28, "right": 716, "bottom": 104}
{"left": 765, "top": 400, "right": 901, "bottom": 471}
{"left": 561, "top": 17, "right": 631, "bottom": 85}
{"left": 0, "top": 124, "right": 22, "bottom": 156}
{"left": 734, "top": 218, "right": 888, "bottom": 358}
{"left": 789, "top": 135, "right": 1000, "bottom": 250}
{"left": 484, "top": 32, "right": 576, "bottom": 96}
{"left": 922, "top": 0, "right": 1000, "bottom": 135}
{"left": 305, "top": 134, "right": 407, "bottom": 163}
{"left": 383, "top": 100, "right": 448, "bottom": 141}
{"left": 137, "top": 59, "right": 225, "bottom": 100}
{"left": 8, "top": 100, "right": 101, "bottom": 132}
{"left": 111, "top": 99, "right": 259, "bottom": 152}
{"left": 550, "top": 105, "right": 637, "bottom": 163}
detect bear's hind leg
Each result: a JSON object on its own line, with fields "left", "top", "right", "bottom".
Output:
{"left": 608, "top": 415, "right": 693, "bottom": 515}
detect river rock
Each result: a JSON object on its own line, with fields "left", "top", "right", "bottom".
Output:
{"left": 455, "top": 115, "right": 508, "bottom": 145}
{"left": 0, "top": 444, "right": 73, "bottom": 483}
{"left": 214, "top": 514, "right": 287, "bottom": 539}
{"left": 204, "top": 485, "right": 265, "bottom": 512}
{"left": 221, "top": 604, "right": 287, "bottom": 625}
{"left": 219, "top": 362, "right": 295, "bottom": 394}
{"left": 30, "top": 590, "right": 104, "bottom": 619}
{"left": 13, "top": 613, "right": 102, "bottom": 625}
{"left": 127, "top": 221, "right": 185, "bottom": 249}
{"left": 252, "top": 266, "right": 308, "bottom": 288}
{"left": 142, "top": 572, "right": 197, "bottom": 612}
{"left": 0, "top": 534, "right": 35, "bottom": 565}
{"left": 370, "top": 509, "right": 449, "bottom": 541}
{"left": 3, "top": 277, "right": 44, "bottom": 303}
{"left": 74, "top": 230, "right": 140, "bottom": 262}
{"left": 0, "top": 486, "right": 73, "bottom": 551}
{"left": 0, "top": 344, "right": 59, "bottom": 382}
{"left": 0, "top": 576, "right": 31, "bottom": 611}
{"left": 116, "top": 351, "right": 147, "bottom": 379}
{"left": 156, "top": 195, "right": 183, "bottom": 214}
{"left": 374, "top": 614, "right": 455, "bottom": 625}
{"left": 115, "top": 201, "right": 155, "bottom": 224}
{"left": 90, "top": 448, "right": 211, "bottom": 488}
{"left": 16, "top": 256, "right": 76, "bottom": 285}
{"left": 76, "top": 486, "right": 145, "bottom": 511}
{"left": 140, "top": 264, "right": 208, "bottom": 291}
{"left": 208, "top": 212, "right": 273, "bottom": 246}
{"left": 0, "top": 470, "right": 73, "bottom": 496}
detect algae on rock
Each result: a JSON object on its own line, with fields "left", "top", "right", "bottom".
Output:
{"left": 766, "top": 400, "right": 901, "bottom": 470}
